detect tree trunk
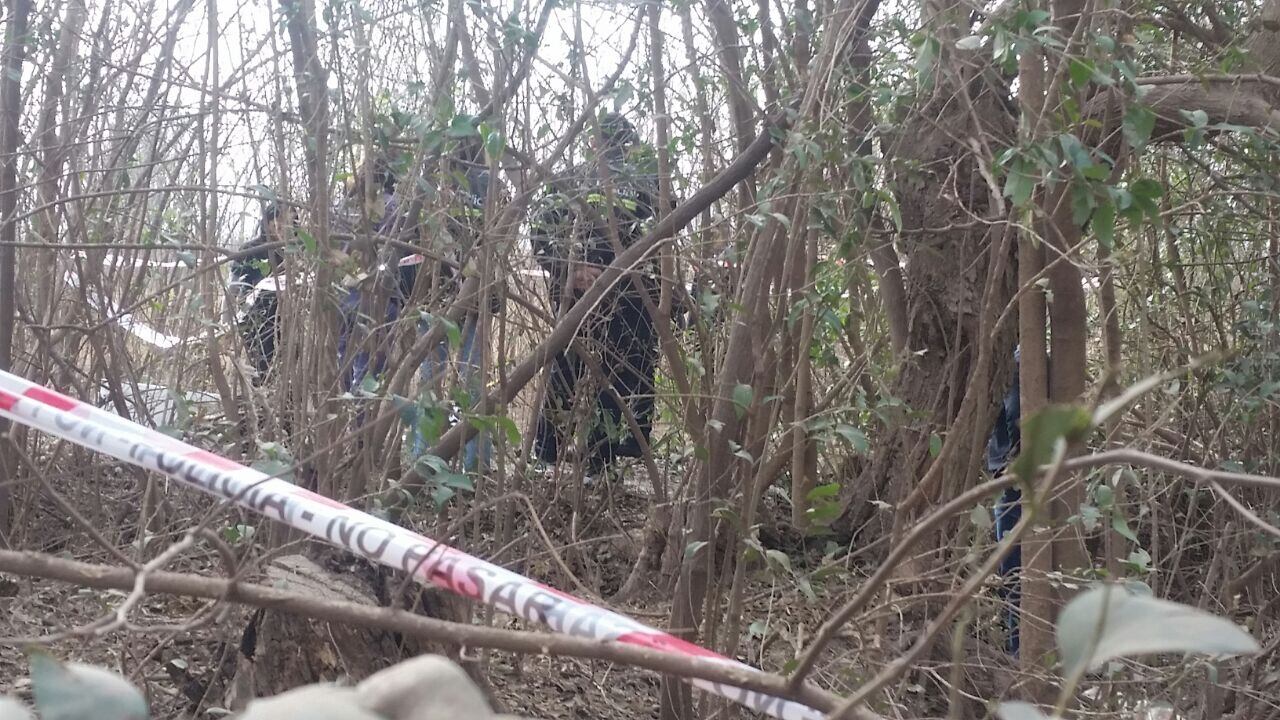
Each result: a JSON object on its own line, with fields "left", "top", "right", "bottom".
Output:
{"left": 0, "top": 0, "right": 32, "bottom": 548}
{"left": 840, "top": 3, "right": 1017, "bottom": 535}
{"left": 225, "top": 554, "right": 478, "bottom": 708}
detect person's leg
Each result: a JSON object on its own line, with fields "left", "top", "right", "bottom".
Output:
{"left": 337, "top": 288, "right": 362, "bottom": 392}
{"left": 409, "top": 315, "right": 452, "bottom": 461}
{"left": 994, "top": 484, "right": 1023, "bottom": 655}
{"left": 454, "top": 316, "right": 491, "bottom": 472}
{"left": 579, "top": 336, "right": 619, "bottom": 474}
{"left": 236, "top": 295, "right": 269, "bottom": 383}
{"left": 368, "top": 293, "right": 403, "bottom": 381}
{"left": 609, "top": 301, "right": 657, "bottom": 459}
{"left": 410, "top": 314, "right": 491, "bottom": 470}
{"left": 534, "top": 349, "right": 580, "bottom": 465}
{"left": 259, "top": 293, "right": 279, "bottom": 376}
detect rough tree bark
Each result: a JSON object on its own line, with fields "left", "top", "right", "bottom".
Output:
{"left": 0, "top": 0, "right": 32, "bottom": 548}
{"left": 840, "top": 0, "right": 1018, "bottom": 536}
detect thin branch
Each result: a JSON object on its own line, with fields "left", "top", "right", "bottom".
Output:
{"left": 0, "top": 548, "right": 842, "bottom": 713}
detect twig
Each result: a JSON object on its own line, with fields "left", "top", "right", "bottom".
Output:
{"left": 787, "top": 473, "right": 1018, "bottom": 688}
{"left": 0, "top": 548, "right": 841, "bottom": 713}
{"left": 1134, "top": 73, "right": 1280, "bottom": 89}
{"left": 1063, "top": 449, "right": 1280, "bottom": 491}
{"left": 828, "top": 443, "right": 1072, "bottom": 719}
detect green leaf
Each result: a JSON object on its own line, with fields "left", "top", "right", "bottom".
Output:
{"left": 1058, "top": 133, "right": 1093, "bottom": 172}
{"left": 30, "top": 652, "right": 148, "bottom": 720}
{"left": 430, "top": 485, "right": 455, "bottom": 509}
{"left": 1078, "top": 504, "right": 1101, "bottom": 532}
{"left": 441, "top": 473, "right": 474, "bottom": 493}
{"left": 1123, "top": 548, "right": 1152, "bottom": 574}
{"left": 997, "top": 702, "right": 1053, "bottom": 720}
{"left": 297, "top": 228, "right": 318, "bottom": 255}
{"left": 879, "top": 192, "right": 902, "bottom": 232}
{"left": 833, "top": 423, "right": 869, "bottom": 453}
{"left": 221, "top": 523, "right": 256, "bottom": 544}
{"left": 732, "top": 383, "right": 754, "bottom": 419}
{"left": 1094, "top": 482, "right": 1115, "bottom": 509}
{"left": 955, "top": 35, "right": 983, "bottom": 51}
{"left": 1057, "top": 585, "right": 1260, "bottom": 675}
{"left": 251, "top": 458, "right": 293, "bottom": 482}
{"left": 806, "top": 502, "right": 843, "bottom": 526}
{"left": 413, "top": 453, "right": 451, "bottom": 476}
{"left": 1010, "top": 405, "right": 1094, "bottom": 485}
{"left": 249, "top": 184, "right": 278, "bottom": 203}
{"left": 1123, "top": 106, "right": 1155, "bottom": 149}
{"left": 1003, "top": 156, "right": 1037, "bottom": 207}
{"left": 1180, "top": 108, "right": 1209, "bottom": 128}
{"left": 710, "top": 505, "right": 742, "bottom": 526}
{"left": 394, "top": 395, "right": 419, "bottom": 427}
{"left": 480, "top": 123, "right": 505, "bottom": 161}
{"left": 493, "top": 415, "right": 521, "bottom": 445}
{"left": 1016, "top": 8, "right": 1051, "bottom": 28}
{"left": 420, "top": 312, "right": 461, "bottom": 349}
{"left": 1067, "top": 59, "right": 1094, "bottom": 90}
{"left": 447, "top": 114, "right": 478, "bottom": 138}
{"left": 928, "top": 433, "right": 943, "bottom": 458}
{"left": 1079, "top": 161, "right": 1111, "bottom": 181}
{"left": 1111, "top": 508, "right": 1139, "bottom": 543}
{"left": 992, "top": 29, "right": 1014, "bottom": 70}
{"left": 176, "top": 250, "right": 197, "bottom": 269}
{"left": 915, "top": 36, "right": 940, "bottom": 86}
{"left": 1091, "top": 200, "right": 1116, "bottom": 249}
{"left": 796, "top": 576, "right": 818, "bottom": 602}
{"left": 970, "top": 504, "right": 993, "bottom": 530}
{"left": 684, "top": 540, "right": 709, "bottom": 562}
{"left": 765, "top": 549, "right": 793, "bottom": 574}
{"left": 1208, "top": 122, "right": 1254, "bottom": 136}
{"left": 807, "top": 483, "right": 840, "bottom": 500}
{"left": 1129, "top": 178, "right": 1164, "bottom": 219}
{"left": 1071, "top": 183, "right": 1097, "bottom": 227}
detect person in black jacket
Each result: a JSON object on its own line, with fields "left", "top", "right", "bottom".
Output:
{"left": 230, "top": 200, "right": 294, "bottom": 380}
{"left": 531, "top": 112, "right": 660, "bottom": 475}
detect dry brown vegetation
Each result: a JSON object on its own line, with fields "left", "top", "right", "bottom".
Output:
{"left": 2, "top": 0, "right": 1280, "bottom": 718}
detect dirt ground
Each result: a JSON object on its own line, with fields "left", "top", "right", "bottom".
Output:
{"left": 0, "top": 456, "right": 867, "bottom": 720}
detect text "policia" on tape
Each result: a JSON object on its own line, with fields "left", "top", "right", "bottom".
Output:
{"left": 0, "top": 369, "right": 826, "bottom": 720}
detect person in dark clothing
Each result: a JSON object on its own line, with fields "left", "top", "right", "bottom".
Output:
{"left": 531, "top": 112, "right": 660, "bottom": 474}
{"left": 335, "top": 137, "right": 499, "bottom": 470}
{"left": 335, "top": 153, "right": 407, "bottom": 393}
{"left": 231, "top": 200, "right": 295, "bottom": 380}
{"left": 407, "top": 133, "right": 502, "bottom": 471}
{"left": 987, "top": 345, "right": 1023, "bottom": 655}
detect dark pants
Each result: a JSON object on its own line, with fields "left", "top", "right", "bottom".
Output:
{"left": 337, "top": 286, "right": 405, "bottom": 393}
{"left": 238, "top": 293, "right": 279, "bottom": 381}
{"left": 534, "top": 290, "right": 657, "bottom": 474}
{"left": 994, "top": 484, "right": 1022, "bottom": 655}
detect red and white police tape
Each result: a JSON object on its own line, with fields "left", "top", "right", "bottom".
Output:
{"left": 0, "top": 369, "right": 824, "bottom": 720}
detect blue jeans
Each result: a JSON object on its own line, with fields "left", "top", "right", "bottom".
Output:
{"left": 994, "top": 485, "right": 1023, "bottom": 655}
{"left": 337, "top": 287, "right": 404, "bottom": 393}
{"left": 408, "top": 314, "right": 491, "bottom": 472}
